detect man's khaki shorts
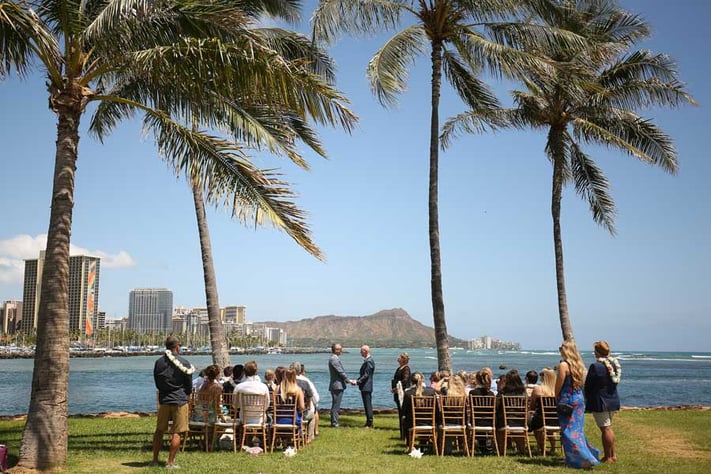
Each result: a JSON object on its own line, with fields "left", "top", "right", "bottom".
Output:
{"left": 592, "top": 410, "right": 614, "bottom": 428}
{"left": 157, "top": 403, "right": 189, "bottom": 433}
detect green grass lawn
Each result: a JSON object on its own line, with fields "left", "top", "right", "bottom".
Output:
{"left": 1, "top": 409, "right": 710, "bottom": 473}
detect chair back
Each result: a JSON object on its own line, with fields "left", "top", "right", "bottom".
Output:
{"left": 220, "top": 391, "right": 236, "bottom": 420}
{"left": 411, "top": 395, "right": 437, "bottom": 427}
{"left": 469, "top": 394, "right": 496, "bottom": 429}
{"left": 239, "top": 392, "right": 269, "bottom": 426}
{"left": 539, "top": 396, "right": 560, "bottom": 428}
{"left": 191, "top": 390, "right": 216, "bottom": 423}
{"left": 273, "top": 395, "right": 299, "bottom": 427}
{"left": 501, "top": 395, "right": 528, "bottom": 429}
{"left": 439, "top": 395, "right": 467, "bottom": 427}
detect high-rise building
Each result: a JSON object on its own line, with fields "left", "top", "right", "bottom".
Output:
{"left": 1, "top": 300, "right": 22, "bottom": 334}
{"left": 223, "top": 305, "right": 246, "bottom": 324}
{"left": 128, "top": 288, "right": 173, "bottom": 334}
{"left": 20, "top": 252, "right": 100, "bottom": 335}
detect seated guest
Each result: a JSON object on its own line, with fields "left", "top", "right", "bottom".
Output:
{"left": 190, "top": 364, "right": 223, "bottom": 447}
{"left": 401, "top": 372, "right": 437, "bottom": 436}
{"left": 525, "top": 370, "right": 539, "bottom": 398}
{"left": 264, "top": 369, "right": 277, "bottom": 394}
{"left": 529, "top": 367, "right": 557, "bottom": 455}
{"left": 470, "top": 369, "right": 495, "bottom": 396}
{"left": 291, "top": 362, "right": 316, "bottom": 443}
{"left": 445, "top": 373, "right": 466, "bottom": 397}
{"left": 495, "top": 369, "right": 527, "bottom": 455}
{"left": 429, "top": 371, "right": 442, "bottom": 392}
{"left": 192, "top": 368, "right": 207, "bottom": 390}
{"left": 232, "top": 364, "right": 245, "bottom": 386}
{"left": 222, "top": 365, "right": 234, "bottom": 392}
{"left": 274, "top": 368, "right": 305, "bottom": 437}
{"left": 234, "top": 361, "right": 270, "bottom": 425}
{"left": 482, "top": 367, "right": 497, "bottom": 394}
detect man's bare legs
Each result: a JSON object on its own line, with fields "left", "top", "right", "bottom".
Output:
{"left": 151, "top": 430, "right": 182, "bottom": 466}
{"left": 600, "top": 425, "right": 616, "bottom": 462}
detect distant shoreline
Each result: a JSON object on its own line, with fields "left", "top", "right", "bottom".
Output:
{"left": 0, "top": 348, "right": 331, "bottom": 359}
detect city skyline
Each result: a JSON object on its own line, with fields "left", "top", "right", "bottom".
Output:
{"left": 1, "top": 0, "right": 709, "bottom": 352}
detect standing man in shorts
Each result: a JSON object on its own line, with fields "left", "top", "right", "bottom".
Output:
{"left": 584, "top": 340, "right": 621, "bottom": 463}
{"left": 152, "top": 336, "right": 195, "bottom": 469}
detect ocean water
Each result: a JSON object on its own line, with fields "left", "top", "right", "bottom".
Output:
{"left": 1, "top": 348, "right": 710, "bottom": 416}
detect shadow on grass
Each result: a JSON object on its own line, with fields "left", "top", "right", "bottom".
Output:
{"left": 516, "top": 455, "right": 567, "bottom": 467}
{"left": 122, "top": 461, "right": 159, "bottom": 468}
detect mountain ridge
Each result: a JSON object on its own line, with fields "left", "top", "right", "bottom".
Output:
{"left": 262, "top": 308, "right": 467, "bottom": 348}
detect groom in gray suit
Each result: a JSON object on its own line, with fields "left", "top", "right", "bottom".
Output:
{"left": 328, "top": 343, "right": 355, "bottom": 427}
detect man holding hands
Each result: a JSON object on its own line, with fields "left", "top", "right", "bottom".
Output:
{"left": 357, "top": 345, "right": 375, "bottom": 428}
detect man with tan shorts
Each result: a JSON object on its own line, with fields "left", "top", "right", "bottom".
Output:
{"left": 152, "top": 336, "right": 195, "bottom": 469}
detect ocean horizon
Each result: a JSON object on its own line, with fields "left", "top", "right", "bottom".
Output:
{"left": 1, "top": 348, "right": 709, "bottom": 416}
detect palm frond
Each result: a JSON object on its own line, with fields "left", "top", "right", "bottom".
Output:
{"left": 0, "top": 2, "right": 62, "bottom": 80}
{"left": 311, "top": 0, "right": 404, "bottom": 45}
{"left": 144, "top": 109, "right": 324, "bottom": 260}
{"left": 440, "top": 107, "right": 512, "bottom": 149}
{"left": 569, "top": 141, "right": 616, "bottom": 233}
{"left": 441, "top": 46, "right": 500, "bottom": 112}
{"left": 573, "top": 113, "right": 678, "bottom": 174}
{"left": 366, "top": 24, "right": 427, "bottom": 106}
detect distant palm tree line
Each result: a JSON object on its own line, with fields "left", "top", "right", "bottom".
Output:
{"left": 0, "top": 0, "right": 693, "bottom": 470}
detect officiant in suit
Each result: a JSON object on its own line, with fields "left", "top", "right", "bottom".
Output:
{"left": 328, "top": 343, "right": 355, "bottom": 427}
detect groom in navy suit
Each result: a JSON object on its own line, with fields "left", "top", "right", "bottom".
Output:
{"left": 357, "top": 345, "right": 375, "bottom": 428}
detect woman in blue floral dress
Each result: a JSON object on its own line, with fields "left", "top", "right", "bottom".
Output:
{"left": 556, "top": 340, "right": 600, "bottom": 468}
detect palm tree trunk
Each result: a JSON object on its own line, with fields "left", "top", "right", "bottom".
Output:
{"left": 548, "top": 125, "right": 575, "bottom": 341}
{"left": 429, "top": 41, "right": 451, "bottom": 371}
{"left": 18, "top": 105, "right": 82, "bottom": 470}
{"left": 191, "top": 179, "right": 230, "bottom": 368}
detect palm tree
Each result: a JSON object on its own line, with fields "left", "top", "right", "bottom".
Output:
{"left": 312, "top": 0, "right": 548, "bottom": 370}
{"left": 0, "top": 0, "right": 354, "bottom": 469}
{"left": 444, "top": 0, "right": 696, "bottom": 340}
{"left": 186, "top": 1, "right": 356, "bottom": 370}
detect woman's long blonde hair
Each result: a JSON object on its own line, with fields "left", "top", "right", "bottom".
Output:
{"left": 279, "top": 368, "right": 299, "bottom": 402}
{"left": 539, "top": 367, "right": 556, "bottom": 396}
{"left": 560, "top": 340, "right": 586, "bottom": 389}
{"left": 411, "top": 372, "right": 425, "bottom": 396}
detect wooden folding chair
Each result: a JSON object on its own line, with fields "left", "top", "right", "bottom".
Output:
{"left": 212, "top": 391, "right": 238, "bottom": 451}
{"left": 183, "top": 391, "right": 213, "bottom": 451}
{"left": 271, "top": 397, "right": 301, "bottom": 452}
{"left": 237, "top": 392, "right": 269, "bottom": 452}
{"left": 539, "top": 396, "right": 562, "bottom": 455}
{"left": 408, "top": 395, "right": 439, "bottom": 455}
{"left": 438, "top": 395, "right": 469, "bottom": 456}
{"left": 469, "top": 394, "right": 498, "bottom": 456}
{"left": 501, "top": 395, "right": 532, "bottom": 457}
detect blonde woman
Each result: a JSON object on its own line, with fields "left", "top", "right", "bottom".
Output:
{"left": 401, "top": 372, "right": 436, "bottom": 439}
{"left": 529, "top": 367, "right": 556, "bottom": 454}
{"left": 275, "top": 368, "right": 305, "bottom": 427}
{"left": 556, "top": 340, "right": 600, "bottom": 468}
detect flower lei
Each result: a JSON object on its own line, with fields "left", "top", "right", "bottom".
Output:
{"left": 598, "top": 356, "right": 621, "bottom": 384}
{"left": 165, "top": 350, "right": 196, "bottom": 375}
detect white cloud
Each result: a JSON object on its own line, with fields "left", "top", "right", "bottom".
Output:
{"left": 0, "top": 234, "right": 136, "bottom": 284}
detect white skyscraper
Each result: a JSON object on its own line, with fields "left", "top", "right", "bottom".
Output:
{"left": 128, "top": 288, "right": 173, "bottom": 334}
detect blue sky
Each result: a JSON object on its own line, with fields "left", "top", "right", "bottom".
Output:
{"left": 1, "top": 0, "right": 709, "bottom": 352}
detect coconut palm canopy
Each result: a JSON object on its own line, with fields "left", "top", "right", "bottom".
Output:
{"left": 443, "top": 0, "right": 696, "bottom": 341}
{"left": 1, "top": 0, "right": 356, "bottom": 469}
